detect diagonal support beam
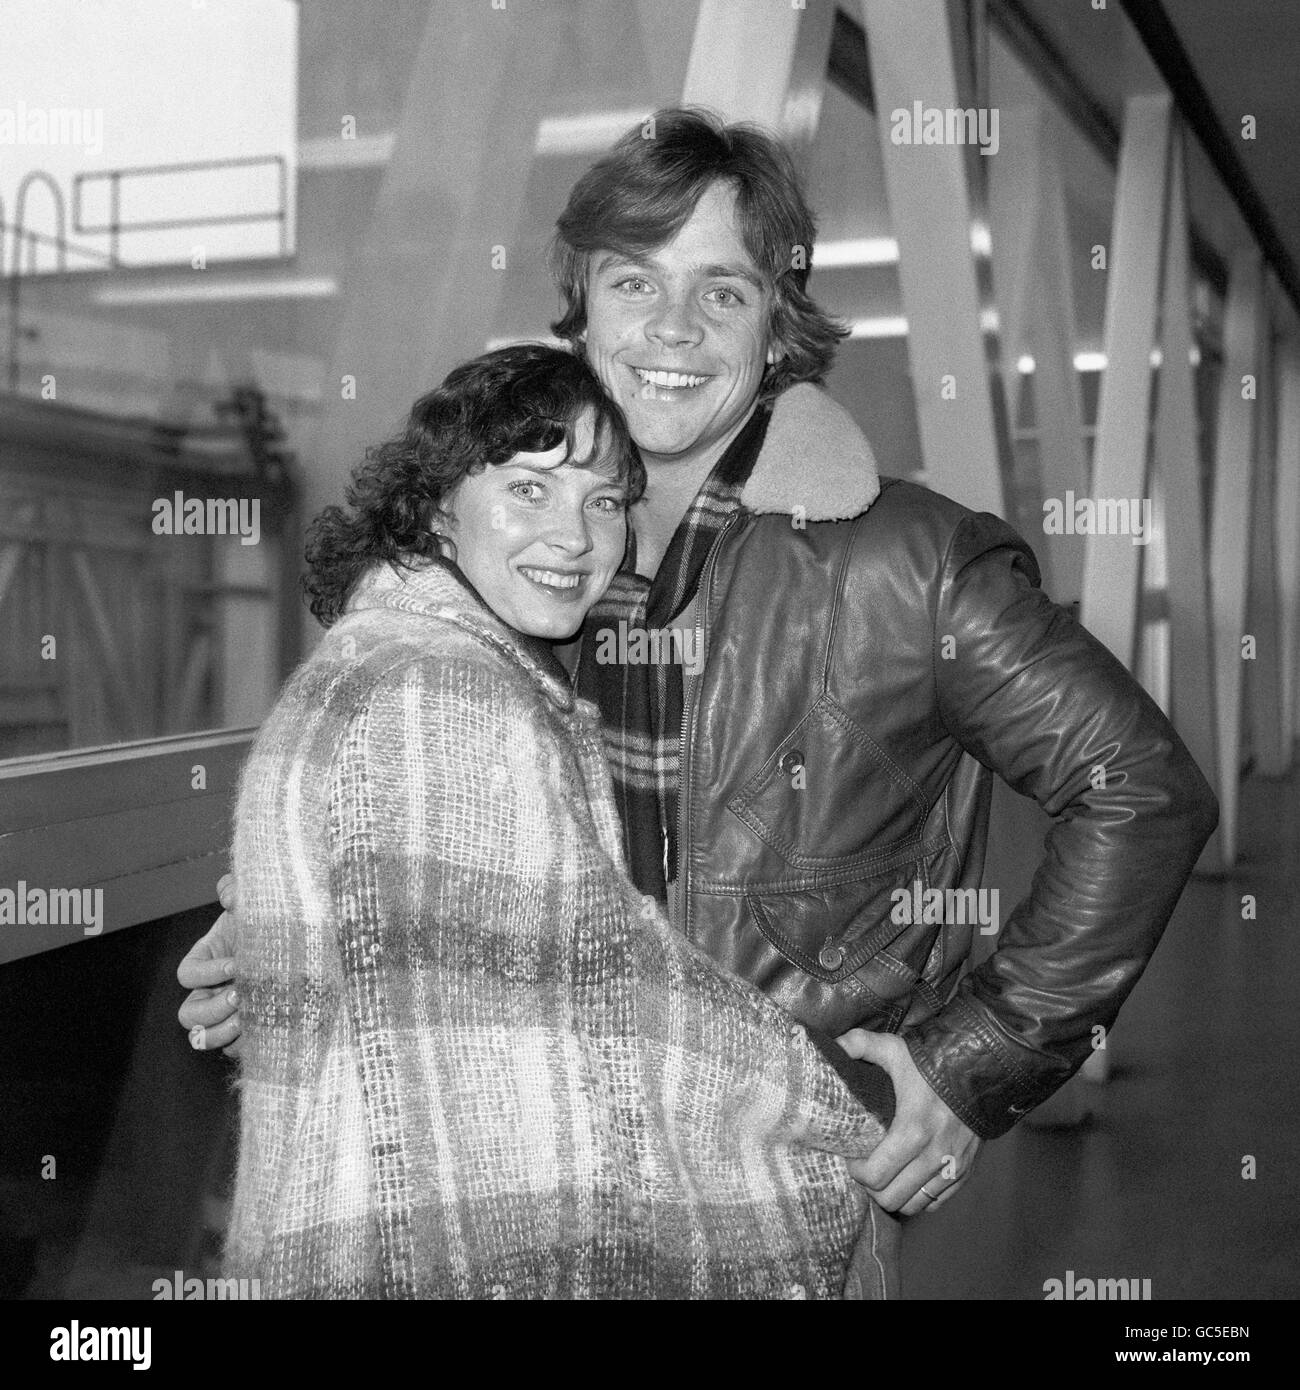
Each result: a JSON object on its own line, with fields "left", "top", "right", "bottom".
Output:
{"left": 301, "top": 1, "right": 568, "bottom": 651}
{"left": 682, "top": 0, "right": 835, "bottom": 145}
{"left": 1081, "top": 94, "right": 1171, "bottom": 671}
{"left": 861, "top": 0, "right": 1012, "bottom": 519}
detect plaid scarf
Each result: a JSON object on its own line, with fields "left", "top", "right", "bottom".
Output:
{"left": 576, "top": 404, "right": 772, "bottom": 904}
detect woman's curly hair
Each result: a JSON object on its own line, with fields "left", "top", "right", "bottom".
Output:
{"left": 303, "top": 344, "right": 642, "bottom": 626}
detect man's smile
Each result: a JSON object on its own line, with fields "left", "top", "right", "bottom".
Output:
{"left": 632, "top": 366, "right": 711, "bottom": 392}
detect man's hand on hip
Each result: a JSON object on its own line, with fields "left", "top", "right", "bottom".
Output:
{"left": 836, "top": 1028, "right": 981, "bottom": 1215}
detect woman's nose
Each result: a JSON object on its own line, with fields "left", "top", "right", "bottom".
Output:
{"left": 544, "top": 504, "right": 593, "bottom": 555}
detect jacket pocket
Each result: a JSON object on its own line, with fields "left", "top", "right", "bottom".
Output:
{"left": 726, "top": 694, "right": 929, "bottom": 871}
{"left": 743, "top": 849, "right": 953, "bottom": 1034}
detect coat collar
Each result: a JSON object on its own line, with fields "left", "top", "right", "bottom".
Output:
{"left": 344, "top": 558, "right": 578, "bottom": 712}
{"left": 739, "top": 383, "right": 880, "bottom": 521}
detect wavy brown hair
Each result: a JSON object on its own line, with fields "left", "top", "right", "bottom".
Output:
{"left": 550, "top": 106, "right": 848, "bottom": 399}
{"left": 303, "top": 345, "right": 642, "bottom": 626}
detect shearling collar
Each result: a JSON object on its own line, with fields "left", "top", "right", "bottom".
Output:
{"left": 739, "top": 383, "right": 880, "bottom": 521}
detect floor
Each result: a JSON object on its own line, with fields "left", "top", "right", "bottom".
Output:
{"left": 902, "top": 762, "right": 1300, "bottom": 1300}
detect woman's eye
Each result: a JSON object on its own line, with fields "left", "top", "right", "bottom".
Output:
{"left": 508, "top": 480, "right": 542, "bottom": 502}
{"left": 707, "top": 286, "right": 743, "bottom": 306}
{"left": 589, "top": 495, "right": 626, "bottom": 513}
{"left": 615, "top": 276, "right": 651, "bottom": 294}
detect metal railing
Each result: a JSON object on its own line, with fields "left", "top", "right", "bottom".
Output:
{"left": 72, "top": 154, "right": 289, "bottom": 266}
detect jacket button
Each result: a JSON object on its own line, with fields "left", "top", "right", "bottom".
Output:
{"left": 818, "top": 943, "right": 844, "bottom": 971}
{"left": 779, "top": 749, "right": 805, "bottom": 775}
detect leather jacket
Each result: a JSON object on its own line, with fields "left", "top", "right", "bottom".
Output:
{"left": 672, "top": 388, "right": 1219, "bottom": 1140}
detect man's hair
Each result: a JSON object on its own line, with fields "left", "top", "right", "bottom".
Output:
{"left": 303, "top": 344, "right": 642, "bottom": 626}
{"left": 550, "top": 106, "right": 848, "bottom": 399}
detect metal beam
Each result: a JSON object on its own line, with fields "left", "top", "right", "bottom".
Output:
{"left": 1276, "top": 341, "right": 1300, "bottom": 756}
{"left": 1156, "top": 126, "right": 1219, "bottom": 842}
{"left": 1209, "top": 250, "right": 1264, "bottom": 866}
{"left": 301, "top": 0, "right": 566, "bottom": 651}
{"left": 861, "top": 0, "right": 1012, "bottom": 519}
{"left": 682, "top": 0, "right": 836, "bottom": 144}
{"left": 1080, "top": 94, "right": 1171, "bottom": 671}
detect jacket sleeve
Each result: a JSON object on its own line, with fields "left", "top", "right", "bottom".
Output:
{"left": 901, "top": 511, "right": 1219, "bottom": 1140}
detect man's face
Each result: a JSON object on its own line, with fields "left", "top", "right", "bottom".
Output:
{"left": 442, "top": 407, "right": 628, "bottom": 640}
{"left": 582, "top": 180, "right": 776, "bottom": 469}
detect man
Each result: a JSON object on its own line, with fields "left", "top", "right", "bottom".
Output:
{"left": 180, "top": 108, "right": 1218, "bottom": 1295}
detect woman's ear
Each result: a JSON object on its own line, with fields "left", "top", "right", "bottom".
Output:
{"left": 427, "top": 507, "right": 458, "bottom": 563}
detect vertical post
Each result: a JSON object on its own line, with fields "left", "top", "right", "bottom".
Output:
{"left": 1246, "top": 317, "right": 1287, "bottom": 777}
{"left": 1275, "top": 340, "right": 1300, "bottom": 758}
{"left": 1209, "top": 250, "right": 1264, "bottom": 866}
{"left": 1155, "top": 124, "right": 1218, "bottom": 846}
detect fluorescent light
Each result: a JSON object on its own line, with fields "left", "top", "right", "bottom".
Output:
{"left": 1017, "top": 355, "right": 1036, "bottom": 374}
{"left": 848, "top": 316, "right": 909, "bottom": 339}
{"left": 813, "top": 224, "right": 989, "bottom": 270}
{"left": 299, "top": 132, "right": 394, "bottom": 170}
{"left": 1074, "top": 351, "right": 1107, "bottom": 372}
{"left": 813, "top": 237, "right": 899, "bottom": 268}
{"left": 94, "top": 275, "right": 337, "bottom": 305}
{"left": 535, "top": 110, "right": 650, "bottom": 156}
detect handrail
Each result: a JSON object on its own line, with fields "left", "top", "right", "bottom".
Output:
{"left": 72, "top": 153, "right": 289, "bottom": 265}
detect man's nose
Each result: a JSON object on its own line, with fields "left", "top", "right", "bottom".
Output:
{"left": 646, "top": 291, "right": 704, "bottom": 347}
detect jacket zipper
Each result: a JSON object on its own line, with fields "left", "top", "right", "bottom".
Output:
{"left": 676, "top": 511, "right": 741, "bottom": 943}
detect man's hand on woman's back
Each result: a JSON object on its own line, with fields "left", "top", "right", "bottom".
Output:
{"left": 177, "top": 873, "right": 243, "bottom": 1056}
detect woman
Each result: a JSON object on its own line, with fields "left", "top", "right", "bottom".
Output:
{"left": 223, "top": 344, "right": 884, "bottom": 1299}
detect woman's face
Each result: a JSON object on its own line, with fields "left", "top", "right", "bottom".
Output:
{"left": 441, "top": 407, "right": 628, "bottom": 640}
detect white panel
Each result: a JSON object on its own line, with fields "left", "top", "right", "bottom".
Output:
{"left": 1209, "top": 251, "right": 1264, "bottom": 866}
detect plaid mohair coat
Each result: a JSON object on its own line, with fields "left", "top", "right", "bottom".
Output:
{"left": 224, "top": 558, "right": 885, "bottom": 1299}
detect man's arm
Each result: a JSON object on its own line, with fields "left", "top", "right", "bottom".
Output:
{"left": 177, "top": 874, "right": 242, "bottom": 1055}
{"left": 908, "top": 511, "right": 1218, "bottom": 1140}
